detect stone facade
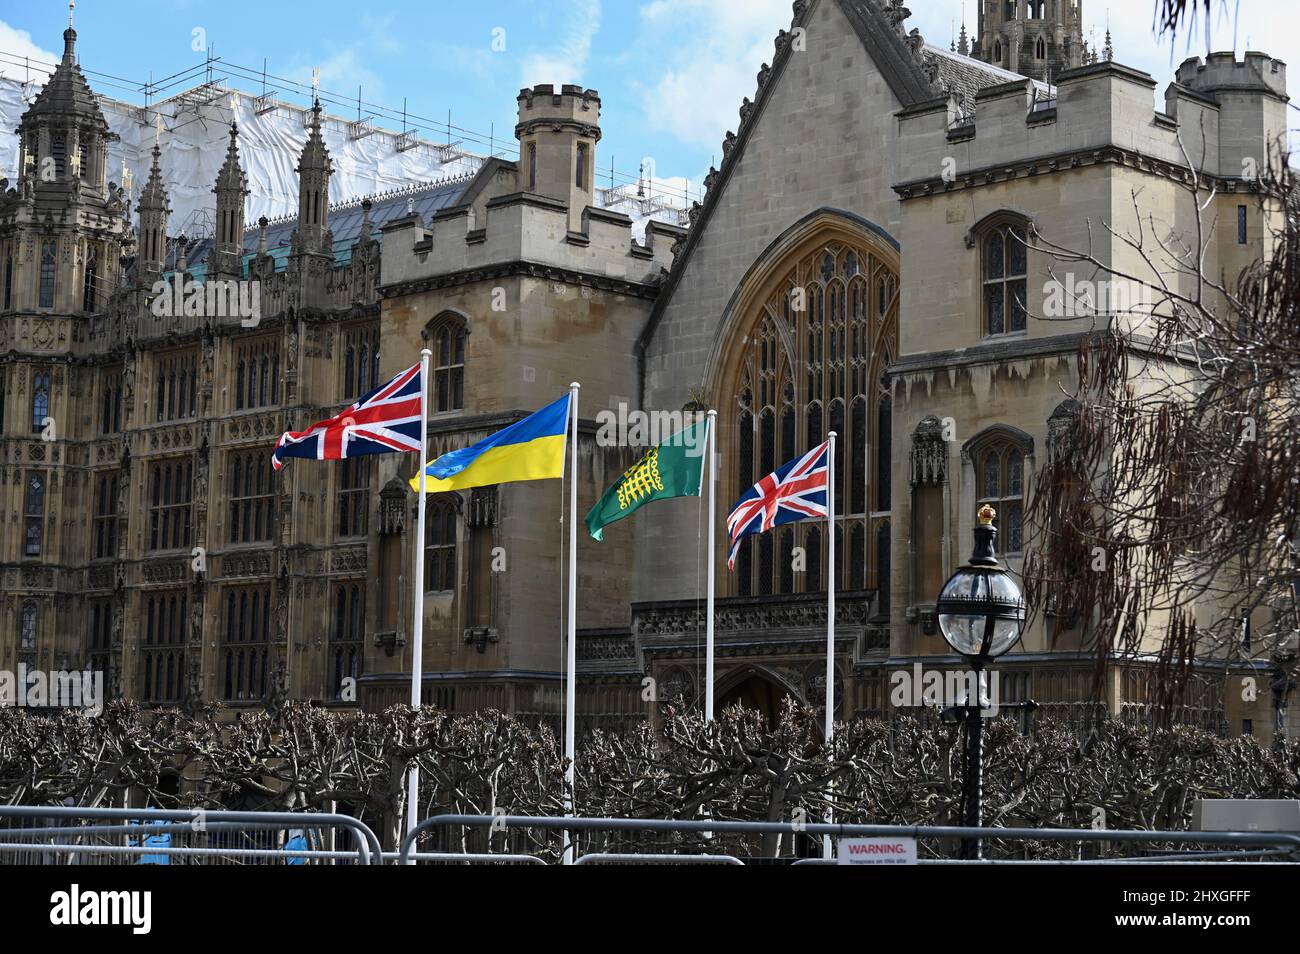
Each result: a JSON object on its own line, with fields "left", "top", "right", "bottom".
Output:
{"left": 2, "top": 1, "right": 1295, "bottom": 741}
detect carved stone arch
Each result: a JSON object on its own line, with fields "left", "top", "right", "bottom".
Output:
{"left": 964, "top": 208, "right": 1039, "bottom": 249}
{"left": 420, "top": 307, "right": 473, "bottom": 341}
{"left": 703, "top": 207, "right": 899, "bottom": 396}
{"left": 961, "top": 423, "right": 1035, "bottom": 462}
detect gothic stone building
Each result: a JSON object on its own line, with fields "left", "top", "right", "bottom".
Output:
{"left": 1, "top": 2, "right": 1292, "bottom": 740}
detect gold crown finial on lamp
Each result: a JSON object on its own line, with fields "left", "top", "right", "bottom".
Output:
{"left": 978, "top": 504, "right": 997, "bottom": 526}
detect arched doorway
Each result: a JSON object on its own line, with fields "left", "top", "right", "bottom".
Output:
{"left": 715, "top": 666, "right": 802, "bottom": 727}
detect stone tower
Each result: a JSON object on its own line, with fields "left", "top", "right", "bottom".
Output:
{"left": 210, "top": 123, "right": 248, "bottom": 282}
{"left": 0, "top": 13, "right": 133, "bottom": 676}
{"left": 515, "top": 84, "right": 601, "bottom": 232}
{"left": 972, "top": 0, "right": 1086, "bottom": 81}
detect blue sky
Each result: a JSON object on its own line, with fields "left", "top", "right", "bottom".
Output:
{"left": 2, "top": 0, "right": 1295, "bottom": 203}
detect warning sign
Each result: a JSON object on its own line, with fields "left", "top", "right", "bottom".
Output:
{"left": 837, "top": 837, "right": 918, "bottom": 865}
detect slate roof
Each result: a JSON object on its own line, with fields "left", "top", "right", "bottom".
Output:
{"left": 925, "top": 44, "right": 1051, "bottom": 115}
{"left": 172, "top": 175, "right": 472, "bottom": 278}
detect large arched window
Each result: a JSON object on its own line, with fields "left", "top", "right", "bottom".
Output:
{"left": 980, "top": 217, "right": 1029, "bottom": 336}
{"left": 427, "top": 315, "right": 466, "bottom": 413}
{"left": 728, "top": 237, "right": 897, "bottom": 597}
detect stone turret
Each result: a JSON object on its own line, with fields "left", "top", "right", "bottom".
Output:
{"left": 1172, "top": 52, "right": 1290, "bottom": 175}
{"left": 294, "top": 99, "right": 334, "bottom": 257}
{"left": 210, "top": 123, "right": 248, "bottom": 281}
{"left": 515, "top": 84, "right": 601, "bottom": 233}
{"left": 135, "top": 142, "right": 170, "bottom": 285}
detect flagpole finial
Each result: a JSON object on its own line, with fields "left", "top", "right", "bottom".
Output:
{"left": 706, "top": 408, "right": 717, "bottom": 418}
{"left": 828, "top": 430, "right": 837, "bottom": 439}
{"left": 569, "top": 381, "right": 581, "bottom": 390}
{"left": 420, "top": 347, "right": 431, "bottom": 357}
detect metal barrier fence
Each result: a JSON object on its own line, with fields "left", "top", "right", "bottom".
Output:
{"left": 399, "top": 814, "right": 1300, "bottom": 865}
{"left": 0, "top": 807, "right": 382, "bottom": 865}
{"left": 5, "top": 806, "right": 1297, "bottom": 865}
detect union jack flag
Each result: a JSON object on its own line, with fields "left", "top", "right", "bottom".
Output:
{"left": 726, "top": 441, "right": 830, "bottom": 569}
{"left": 272, "top": 361, "right": 423, "bottom": 470}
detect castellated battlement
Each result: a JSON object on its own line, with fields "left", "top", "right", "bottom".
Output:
{"left": 1176, "top": 52, "right": 1288, "bottom": 101}
{"left": 515, "top": 84, "right": 602, "bottom": 140}
{"left": 895, "top": 53, "right": 1289, "bottom": 194}
{"left": 378, "top": 188, "right": 682, "bottom": 292}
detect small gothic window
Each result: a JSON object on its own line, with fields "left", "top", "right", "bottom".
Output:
{"left": 222, "top": 587, "right": 272, "bottom": 702}
{"left": 31, "top": 371, "right": 50, "bottom": 433}
{"left": 39, "top": 241, "right": 56, "bottom": 308}
{"left": 338, "top": 457, "right": 371, "bottom": 538}
{"left": 82, "top": 247, "right": 98, "bottom": 311}
{"left": 575, "top": 143, "right": 588, "bottom": 189}
{"left": 1036, "top": 36, "right": 1047, "bottom": 59}
{"left": 343, "top": 324, "right": 381, "bottom": 400}
{"left": 429, "top": 316, "right": 466, "bottom": 412}
{"left": 148, "top": 459, "right": 194, "bottom": 551}
{"left": 93, "top": 471, "right": 119, "bottom": 559}
{"left": 20, "top": 602, "right": 38, "bottom": 648}
{"left": 24, "top": 472, "right": 46, "bottom": 557}
{"left": 228, "top": 451, "right": 274, "bottom": 544}
{"left": 981, "top": 219, "right": 1029, "bottom": 335}
{"left": 973, "top": 436, "right": 1028, "bottom": 555}
{"left": 425, "top": 498, "right": 458, "bottom": 591}
{"left": 332, "top": 583, "right": 365, "bottom": 699}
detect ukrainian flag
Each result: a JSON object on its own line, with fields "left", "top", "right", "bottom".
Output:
{"left": 410, "top": 394, "right": 570, "bottom": 493}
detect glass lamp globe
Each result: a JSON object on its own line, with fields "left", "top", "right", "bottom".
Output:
{"left": 936, "top": 505, "right": 1027, "bottom": 661}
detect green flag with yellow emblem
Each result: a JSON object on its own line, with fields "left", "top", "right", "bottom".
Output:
{"left": 585, "top": 419, "right": 709, "bottom": 541}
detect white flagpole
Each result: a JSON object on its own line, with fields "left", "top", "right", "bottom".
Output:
{"left": 563, "top": 381, "right": 580, "bottom": 865}
{"left": 823, "top": 431, "right": 836, "bottom": 860}
{"left": 406, "top": 348, "right": 431, "bottom": 863}
{"left": 705, "top": 409, "right": 717, "bottom": 722}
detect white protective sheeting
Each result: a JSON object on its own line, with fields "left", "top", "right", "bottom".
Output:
{"left": 0, "top": 75, "right": 478, "bottom": 237}
{"left": 0, "top": 74, "right": 686, "bottom": 242}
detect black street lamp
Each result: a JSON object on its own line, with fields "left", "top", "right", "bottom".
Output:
{"left": 936, "top": 504, "right": 1031, "bottom": 859}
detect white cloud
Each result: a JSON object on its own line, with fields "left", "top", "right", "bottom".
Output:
{"left": 0, "top": 20, "right": 59, "bottom": 84}
{"left": 634, "top": 0, "right": 791, "bottom": 151}
{"left": 521, "top": 0, "right": 603, "bottom": 89}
